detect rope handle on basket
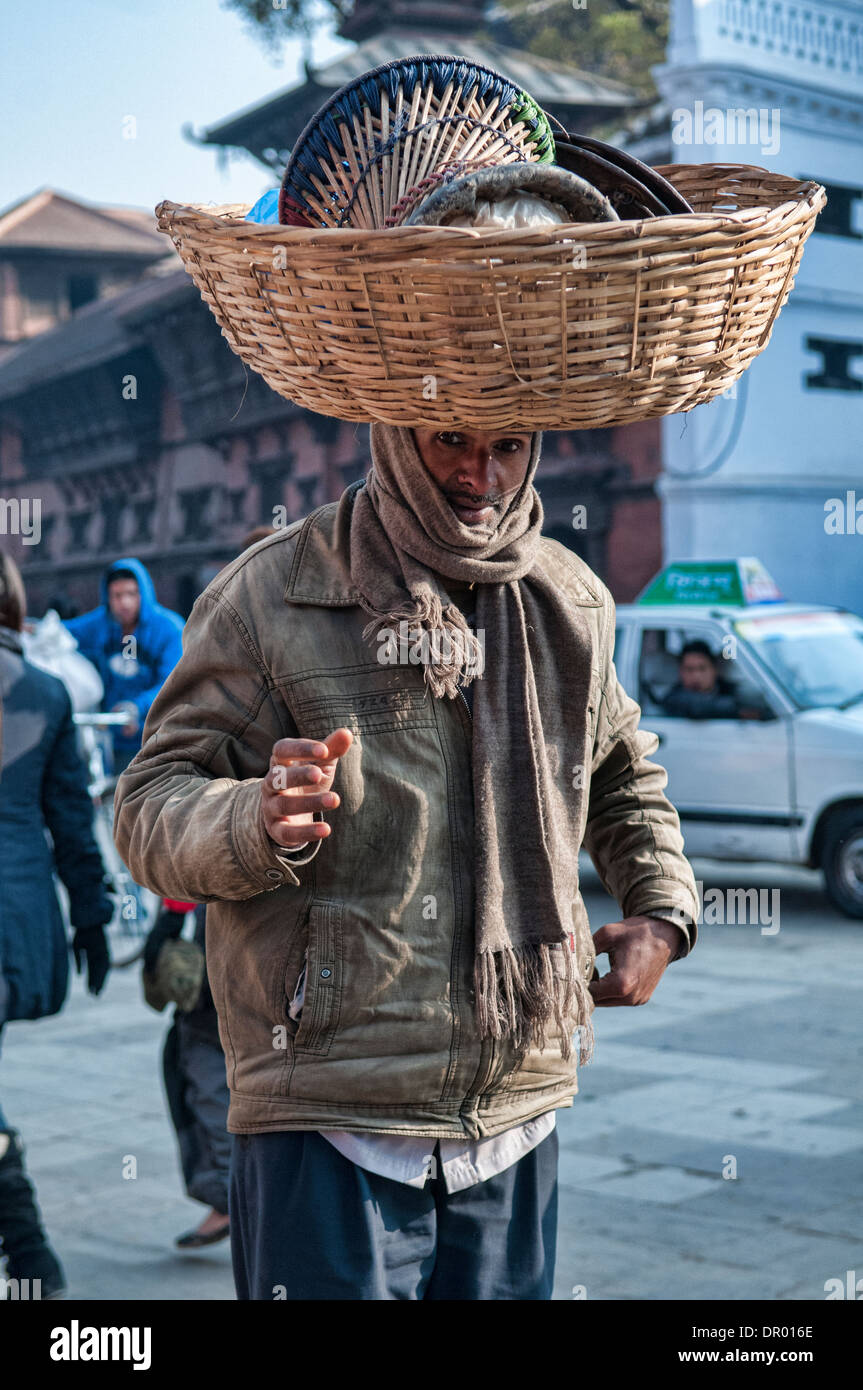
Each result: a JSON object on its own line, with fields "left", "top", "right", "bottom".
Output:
{"left": 486, "top": 257, "right": 562, "bottom": 400}
{"left": 716, "top": 261, "right": 741, "bottom": 359}
{"left": 250, "top": 264, "right": 304, "bottom": 368}
{"left": 356, "top": 268, "right": 390, "bottom": 379}
{"left": 755, "top": 247, "right": 799, "bottom": 350}
{"left": 748, "top": 192, "right": 822, "bottom": 351}
{"left": 188, "top": 248, "right": 241, "bottom": 353}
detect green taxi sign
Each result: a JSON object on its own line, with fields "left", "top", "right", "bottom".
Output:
{"left": 638, "top": 558, "right": 783, "bottom": 607}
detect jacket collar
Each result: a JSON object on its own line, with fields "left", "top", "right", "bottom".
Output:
{"left": 283, "top": 485, "right": 363, "bottom": 608}
{"left": 282, "top": 482, "right": 602, "bottom": 609}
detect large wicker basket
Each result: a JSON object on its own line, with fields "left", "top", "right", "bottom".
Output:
{"left": 155, "top": 165, "right": 824, "bottom": 430}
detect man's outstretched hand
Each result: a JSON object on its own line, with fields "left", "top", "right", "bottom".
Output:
{"left": 589, "top": 915, "right": 685, "bottom": 1007}
{"left": 262, "top": 728, "right": 354, "bottom": 851}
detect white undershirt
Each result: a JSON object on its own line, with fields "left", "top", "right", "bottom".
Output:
{"left": 285, "top": 954, "right": 557, "bottom": 1191}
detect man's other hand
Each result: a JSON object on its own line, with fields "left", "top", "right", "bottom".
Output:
{"left": 589, "top": 915, "right": 684, "bottom": 1007}
{"left": 262, "top": 728, "right": 354, "bottom": 850}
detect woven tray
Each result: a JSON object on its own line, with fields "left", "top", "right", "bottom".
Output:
{"left": 155, "top": 165, "right": 825, "bottom": 431}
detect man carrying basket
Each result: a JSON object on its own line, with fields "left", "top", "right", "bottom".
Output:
{"left": 118, "top": 51, "right": 819, "bottom": 1301}
{"left": 114, "top": 422, "right": 699, "bottom": 1300}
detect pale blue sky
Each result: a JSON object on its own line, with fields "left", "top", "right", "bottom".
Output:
{"left": 0, "top": 0, "right": 351, "bottom": 215}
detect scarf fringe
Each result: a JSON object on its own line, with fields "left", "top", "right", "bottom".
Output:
{"left": 474, "top": 942, "right": 595, "bottom": 1065}
{"left": 361, "top": 595, "right": 484, "bottom": 699}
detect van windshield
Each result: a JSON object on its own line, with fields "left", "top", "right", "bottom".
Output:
{"left": 734, "top": 611, "right": 863, "bottom": 710}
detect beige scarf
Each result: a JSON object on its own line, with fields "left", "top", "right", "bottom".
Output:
{"left": 347, "top": 424, "right": 594, "bottom": 1064}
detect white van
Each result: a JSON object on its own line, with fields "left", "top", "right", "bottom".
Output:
{"left": 614, "top": 559, "right": 863, "bottom": 917}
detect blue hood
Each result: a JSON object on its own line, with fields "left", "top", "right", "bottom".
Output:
{"left": 100, "top": 556, "right": 157, "bottom": 618}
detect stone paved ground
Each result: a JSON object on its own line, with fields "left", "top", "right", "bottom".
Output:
{"left": 2, "top": 859, "right": 861, "bottom": 1300}
{"left": 554, "top": 862, "right": 863, "bottom": 1301}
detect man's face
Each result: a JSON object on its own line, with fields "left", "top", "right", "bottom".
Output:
{"left": 412, "top": 428, "right": 533, "bottom": 527}
{"left": 679, "top": 652, "right": 717, "bottom": 693}
{"left": 107, "top": 578, "right": 140, "bottom": 628}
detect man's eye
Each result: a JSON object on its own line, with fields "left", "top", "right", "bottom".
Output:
{"left": 496, "top": 439, "right": 526, "bottom": 453}
{"left": 437, "top": 432, "right": 464, "bottom": 447}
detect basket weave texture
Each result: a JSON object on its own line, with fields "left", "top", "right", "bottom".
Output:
{"left": 155, "top": 165, "right": 825, "bottom": 430}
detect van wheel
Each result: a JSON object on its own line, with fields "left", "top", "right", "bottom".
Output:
{"left": 821, "top": 808, "right": 863, "bottom": 918}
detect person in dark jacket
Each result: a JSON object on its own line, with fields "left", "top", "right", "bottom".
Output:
{"left": 65, "top": 557, "right": 184, "bottom": 775}
{"left": 0, "top": 553, "right": 114, "bottom": 1299}
{"left": 661, "top": 639, "right": 760, "bottom": 720}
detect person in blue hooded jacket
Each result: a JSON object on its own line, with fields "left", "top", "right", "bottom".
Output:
{"left": 65, "top": 558, "right": 184, "bottom": 774}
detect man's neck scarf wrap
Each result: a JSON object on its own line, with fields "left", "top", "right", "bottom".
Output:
{"left": 346, "top": 423, "right": 594, "bottom": 1065}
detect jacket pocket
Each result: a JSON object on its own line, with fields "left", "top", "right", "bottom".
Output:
{"left": 283, "top": 950, "right": 308, "bottom": 1039}
{"left": 291, "top": 898, "right": 343, "bottom": 1056}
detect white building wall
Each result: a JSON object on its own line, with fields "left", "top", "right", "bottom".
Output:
{"left": 654, "top": 0, "right": 863, "bottom": 612}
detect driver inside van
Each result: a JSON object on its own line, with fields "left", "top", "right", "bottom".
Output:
{"left": 661, "top": 640, "right": 762, "bottom": 720}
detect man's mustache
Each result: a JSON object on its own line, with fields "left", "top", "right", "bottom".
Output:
{"left": 445, "top": 491, "right": 500, "bottom": 506}
{"left": 443, "top": 481, "right": 524, "bottom": 507}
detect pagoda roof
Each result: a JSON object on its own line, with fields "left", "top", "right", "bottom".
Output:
{"left": 0, "top": 189, "right": 168, "bottom": 259}
{"left": 198, "top": 29, "right": 640, "bottom": 170}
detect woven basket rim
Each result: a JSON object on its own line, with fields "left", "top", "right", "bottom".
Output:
{"left": 156, "top": 174, "right": 824, "bottom": 249}
{"left": 152, "top": 162, "right": 825, "bottom": 431}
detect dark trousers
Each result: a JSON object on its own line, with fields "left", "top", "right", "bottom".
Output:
{"left": 229, "top": 1127, "right": 558, "bottom": 1301}
{"left": 163, "top": 1016, "right": 231, "bottom": 1214}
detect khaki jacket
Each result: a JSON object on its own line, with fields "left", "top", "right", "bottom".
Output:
{"left": 114, "top": 491, "right": 700, "bottom": 1139}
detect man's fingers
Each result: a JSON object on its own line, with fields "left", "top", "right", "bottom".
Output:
{"left": 265, "top": 762, "right": 327, "bottom": 791}
{"left": 264, "top": 730, "right": 352, "bottom": 851}
{"left": 589, "top": 969, "right": 630, "bottom": 1006}
{"left": 267, "top": 820, "right": 332, "bottom": 848}
{"left": 271, "top": 729, "right": 354, "bottom": 767}
{"left": 591, "top": 962, "right": 653, "bottom": 1007}
{"left": 269, "top": 789, "right": 340, "bottom": 815}
{"left": 319, "top": 727, "right": 354, "bottom": 761}
{"left": 271, "top": 738, "right": 330, "bottom": 765}
{"left": 591, "top": 923, "right": 624, "bottom": 956}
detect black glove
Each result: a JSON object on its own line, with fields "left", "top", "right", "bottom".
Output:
{"left": 71, "top": 925, "right": 111, "bottom": 996}
{"left": 143, "top": 910, "right": 186, "bottom": 975}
